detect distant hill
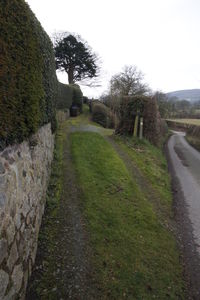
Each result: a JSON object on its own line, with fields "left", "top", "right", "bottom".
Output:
{"left": 166, "top": 89, "right": 200, "bottom": 102}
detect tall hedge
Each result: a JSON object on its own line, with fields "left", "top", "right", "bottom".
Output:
{"left": 90, "top": 100, "right": 115, "bottom": 128}
{"left": 0, "top": 0, "right": 57, "bottom": 150}
{"left": 71, "top": 84, "right": 83, "bottom": 112}
{"left": 56, "top": 83, "right": 83, "bottom": 112}
{"left": 116, "top": 96, "right": 162, "bottom": 145}
{"left": 56, "top": 83, "right": 74, "bottom": 111}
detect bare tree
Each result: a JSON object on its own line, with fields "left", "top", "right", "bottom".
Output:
{"left": 110, "top": 65, "right": 149, "bottom": 96}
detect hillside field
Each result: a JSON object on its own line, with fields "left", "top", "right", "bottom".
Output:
{"left": 167, "top": 118, "right": 200, "bottom": 126}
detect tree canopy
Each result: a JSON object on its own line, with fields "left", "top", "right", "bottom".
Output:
{"left": 154, "top": 91, "right": 194, "bottom": 118}
{"left": 110, "top": 65, "right": 149, "bottom": 96}
{"left": 54, "top": 33, "right": 99, "bottom": 85}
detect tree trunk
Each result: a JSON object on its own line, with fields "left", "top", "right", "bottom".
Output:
{"left": 68, "top": 67, "right": 74, "bottom": 84}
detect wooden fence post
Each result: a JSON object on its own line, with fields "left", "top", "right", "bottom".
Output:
{"left": 139, "top": 117, "right": 143, "bottom": 139}
{"left": 134, "top": 115, "right": 139, "bottom": 137}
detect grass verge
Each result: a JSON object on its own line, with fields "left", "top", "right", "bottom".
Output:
{"left": 186, "top": 135, "right": 200, "bottom": 152}
{"left": 70, "top": 132, "right": 185, "bottom": 299}
{"left": 113, "top": 135, "right": 172, "bottom": 209}
{"left": 26, "top": 120, "right": 68, "bottom": 299}
{"left": 68, "top": 104, "right": 100, "bottom": 127}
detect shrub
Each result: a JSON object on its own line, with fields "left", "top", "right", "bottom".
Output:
{"left": 92, "top": 103, "right": 108, "bottom": 127}
{"left": 187, "top": 125, "right": 200, "bottom": 138}
{"left": 0, "top": 0, "right": 57, "bottom": 150}
{"left": 116, "top": 96, "right": 162, "bottom": 145}
{"left": 91, "top": 101, "right": 115, "bottom": 128}
{"left": 143, "top": 97, "right": 162, "bottom": 145}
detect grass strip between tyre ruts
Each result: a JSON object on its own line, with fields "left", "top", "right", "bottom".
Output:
{"left": 70, "top": 132, "right": 185, "bottom": 299}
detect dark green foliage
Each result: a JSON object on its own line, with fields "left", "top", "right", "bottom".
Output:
{"left": 56, "top": 83, "right": 73, "bottom": 111}
{"left": 71, "top": 84, "right": 83, "bottom": 112}
{"left": 83, "top": 96, "right": 89, "bottom": 104}
{"left": 54, "top": 34, "right": 99, "bottom": 84}
{"left": 35, "top": 24, "right": 58, "bottom": 132}
{"left": 116, "top": 96, "right": 162, "bottom": 145}
{"left": 91, "top": 101, "right": 115, "bottom": 128}
{"left": 56, "top": 83, "right": 83, "bottom": 112}
{"left": 0, "top": 0, "right": 57, "bottom": 150}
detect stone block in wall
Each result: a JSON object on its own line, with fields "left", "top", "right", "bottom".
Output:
{"left": 11, "top": 264, "right": 24, "bottom": 294}
{"left": 0, "top": 270, "right": 9, "bottom": 299}
{"left": 0, "top": 123, "right": 54, "bottom": 299}
{"left": 0, "top": 239, "right": 7, "bottom": 265}
{"left": 7, "top": 241, "right": 18, "bottom": 272}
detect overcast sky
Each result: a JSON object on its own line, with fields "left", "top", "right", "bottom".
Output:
{"left": 26, "top": 0, "right": 200, "bottom": 97}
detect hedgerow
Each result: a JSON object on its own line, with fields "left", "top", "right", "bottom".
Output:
{"left": 56, "top": 83, "right": 74, "bottom": 111}
{"left": 116, "top": 96, "right": 162, "bottom": 145}
{"left": 71, "top": 84, "right": 83, "bottom": 112}
{"left": 0, "top": 0, "right": 57, "bottom": 150}
{"left": 90, "top": 101, "right": 115, "bottom": 128}
{"left": 56, "top": 83, "right": 83, "bottom": 112}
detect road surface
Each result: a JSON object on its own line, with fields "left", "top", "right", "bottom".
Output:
{"left": 168, "top": 131, "right": 200, "bottom": 251}
{"left": 168, "top": 131, "right": 200, "bottom": 299}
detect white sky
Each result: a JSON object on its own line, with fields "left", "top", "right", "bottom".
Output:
{"left": 26, "top": 0, "right": 200, "bottom": 97}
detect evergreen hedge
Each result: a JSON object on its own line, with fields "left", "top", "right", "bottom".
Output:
{"left": 56, "top": 83, "right": 83, "bottom": 112}
{"left": 56, "top": 83, "right": 74, "bottom": 111}
{"left": 0, "top": 0, "right": 57, "bottom": 150}
{"left": 71, "top": 84, "right": 83, "bottom": 112}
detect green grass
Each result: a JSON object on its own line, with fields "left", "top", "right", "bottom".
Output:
{"left": 68, "top": 104, "right": 114, "bottom": 136}
{"left": 27, "top": 120, "right": 69, "bottom": 298}
{"left": 71, "top": 132, "right": 185, "bottom": 299}
{"left": 113, "top": 136, "right": 172, "bottom": 209}
{"left": 45, "top": 121, "right": 68, "bottom": 212}
{"left": 68, "top": 104, "right": 100, "bottom": 127}
{"left": 186, "top": 135, "right": 200, "bottom": 152}
{"left": 36, "top": 120, "right": 68, "bottom": 250}
{"left": 167, "top": 118, "right": 200, "bottom": 125}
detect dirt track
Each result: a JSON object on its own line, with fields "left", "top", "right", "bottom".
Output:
{"left": 26, "top": 130, "right": 98, "bottom": 300}
{"left": 167, "top": 131, "right": 200, "bottom": 299}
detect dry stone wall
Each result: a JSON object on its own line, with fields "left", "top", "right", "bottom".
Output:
{"left": 0, "top": 123, "right": 54, "bottom": 299}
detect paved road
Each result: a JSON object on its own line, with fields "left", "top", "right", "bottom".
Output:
{"left": 168, "top": 131, "right": 200, "bottom": 253}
